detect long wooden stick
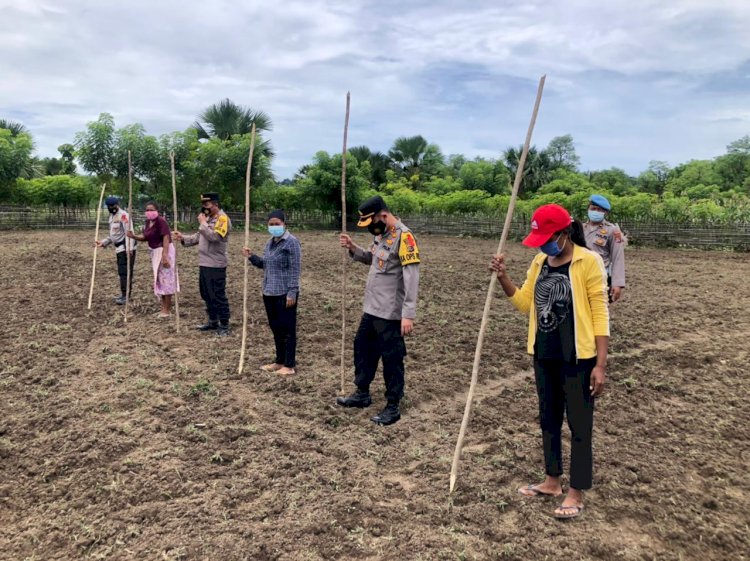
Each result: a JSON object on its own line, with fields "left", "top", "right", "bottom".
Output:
{"left": 170, "top": 151, "right": 181, "bottom": 332}
{"left": 87, "top": 183, "right": 107, "bottom": 310}
{"left": 340, "top": 91, "right": 351, "bottom": 394}
{"left": 449, "top": 75, "right": 546, "bottom": 494}
{"left": 124, "top": 151, "right": 133, "bottom": 322}
{"left": 238, "top": 124, "right": 257, "bottom": 375}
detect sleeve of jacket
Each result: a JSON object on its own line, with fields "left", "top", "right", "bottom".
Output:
{"left": 181, "top": 232, "right": 200, "bottom": 247}
{"left": 287, "top": 238, "right": 302, "bottom": 298}
{"left": 608, "top": 226, "right": 626, "bottom": 287}
{"left": 199, "top": 222, "right": 223, "bottom": 242}
{"left": 586, "top": 254, "right": 611, "bottom": 337}
{"left": 401, "top": 263, "right": 419, "bottom": 319}
{"left": 100, "top": 217, "right": 113, "bottom": 247}
{"left": 508, "top": 261, "right": 536, "bottom": 314}
{"left": 351, "top": 245, "right": 373, "bottom": 265}
{"left": 249, "top": 254, "right": 264, "bottom": 268}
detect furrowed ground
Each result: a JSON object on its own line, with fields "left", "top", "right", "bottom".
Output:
{"left": 0, "top": 230, "right": 748, "bottom": 561}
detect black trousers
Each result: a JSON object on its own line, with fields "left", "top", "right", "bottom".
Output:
{"left": 353, "top": 313, "right": 406, "bottom": 404}
{"left": 199, "top": 266, "right": 230, "bottom": 323}
{"left": 116, "top": 251, "right": 136, "bottom": 297}
{"left": 263, "top": 295, "right": 298, "bottom": 368}
{"left": 533, "top": 357, "right": 596, "bottom": 490}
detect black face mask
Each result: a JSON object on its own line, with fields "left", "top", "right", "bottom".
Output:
{"left": 202, "top": 207, "right": 212, "bottom": 216}
{"left": 107, "top": 206, "right": 118, "bottom": 214}
{"left": 367, "top": 220, "right": 387, "bottom": 236}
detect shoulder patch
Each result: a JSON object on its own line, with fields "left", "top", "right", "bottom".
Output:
{"left": 398, "top": 232, "right": 420, "bottom": 266}
{"left": 214, "top": 215, "right": 228, "bottom": 238}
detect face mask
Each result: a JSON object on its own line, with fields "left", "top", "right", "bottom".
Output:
{"left": 540, "top": 234, "right": 567, "bottom": 256}
{"left": 588, "top": 210, "right": 605, "bottom": 223}
{"left": 367, "top": 220, "right": 387, "bottom": 236}
{"left": 145, "top": 210, "right": 159, "bottom": 221}
{"left": 107, "top": 206, "right": 118, "bottom": 214}
{"left": 202, "top": 207, "right": 212, "bottom": 216}
{"left": 268, "top": 225, "right": 285, "bottom": 237}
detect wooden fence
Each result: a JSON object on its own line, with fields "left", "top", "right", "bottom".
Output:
{"left": 1, "top": 205, "right": 748, "bottom": 250}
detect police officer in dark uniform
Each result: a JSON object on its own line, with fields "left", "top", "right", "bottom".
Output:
{"left": 337, "top": 195, "right": 420, "bottom": 426}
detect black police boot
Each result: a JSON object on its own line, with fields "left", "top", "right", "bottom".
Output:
{"left": 216, "top": 321, "right": 231, "bottom": 337}
{"left": 114, "top": 295, "right": 127, "bottom": 305}
{"left": 196, "top": 320, "right": 219, "bottom": 331}
{"left": 371, "top": 402, "right": 401, "bottom": 426}
{"left": 336, "top": 389, "right": 372, "bottom": 408}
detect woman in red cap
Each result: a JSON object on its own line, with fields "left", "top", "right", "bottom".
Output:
{"left": 490, "top": 204, "right": 609, "bottom": 519}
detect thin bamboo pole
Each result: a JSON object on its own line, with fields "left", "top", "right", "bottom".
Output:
{"left": 449, "top": 75, "right": 546, "bottom": 494}
{"left": 124, "top": 151, "right": 133, "bottom": 322}
{"left": 238, "top": 124, "right": 257, "bottom": 375}
{"left": 170, "top": 151, "right": 181, "bottom": 332}
{"left": 87, "top": 183, "right": 107, "bottom": 310}
{"left": 340, "top": 91, "right": 351, "bottom": 394}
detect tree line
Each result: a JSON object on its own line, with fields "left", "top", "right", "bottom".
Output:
{"left": 1, "top": 101, "right": 749, "bottom": 223}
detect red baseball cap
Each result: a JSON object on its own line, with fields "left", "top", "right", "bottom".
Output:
{"left": 522, "top": 204, "right": 572, "bottom": 247}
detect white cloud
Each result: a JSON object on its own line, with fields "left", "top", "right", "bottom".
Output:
{"left": 1, "top": 0, "right": 749, "bottom": 178}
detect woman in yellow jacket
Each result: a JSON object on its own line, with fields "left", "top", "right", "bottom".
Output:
{"left": 491, "top": 204, "right": 609, "bottom": 519}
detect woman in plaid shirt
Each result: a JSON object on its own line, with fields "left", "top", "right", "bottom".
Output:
{"left": 243, "top": 210, "right": 302, "bottom": 376}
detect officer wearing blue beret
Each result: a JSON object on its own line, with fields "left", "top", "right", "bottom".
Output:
{"left": 584, "top": 194, "right": 626, "bottom": 302}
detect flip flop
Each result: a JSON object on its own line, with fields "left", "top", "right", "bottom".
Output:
{"left": 553, "top": 504, "right": 584, "bottom": 519}
{"left": 260, "top": 363, "right": 282, "bottom": 372}
{"left": 518, "top": 484, "right": 563, "bottom": 498}
{"left": 276, "top": 368, "right": 296, "bottom": 377}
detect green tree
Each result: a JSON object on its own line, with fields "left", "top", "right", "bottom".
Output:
{"left": 0, "top": 128, "right": 35, "bottom": 200}
{"left": 295, "top": 151, "right": 370, "bottom": 214}
{"left": 74, "top": 113, "right": 116, "bottom": 182}
{"left": 458, "top": 159, "right": 510, "bottom": 194}
{"left": 588, "top": 167, "right": 636, "bottom": 195}
{"left": 545, "top": 134, "right": 580, "bottom": 171}
{"left": 637, "top": 160, "right": 670, "bottom": 195}
{"left": 193, "top": 98, "right": 272, "bottom": 142}
{"left": 504, "top": 145, "right": 552, "bottom": 196}
{"left": 349, "top": 145, "right": 390, "bottom": 186}
{"left": 666, "top": 160, "right": 722, "bottom": 195}
{"left": 388, "top": 135, "right": 447, "bottom": 181}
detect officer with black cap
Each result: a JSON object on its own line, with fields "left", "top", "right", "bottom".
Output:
{"left": 337, "top": 195, "right": 420, "bottom": 426}
{"left": 584, "top": 194, "right": 626, "bottom": 302}
{"left": 173, "top": 193, "right": 232, "bottom": 335}
{"left": 95, "top": 195, "right": 136, "bottom": 304}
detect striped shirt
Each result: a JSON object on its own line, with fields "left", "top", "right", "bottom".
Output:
{"left": 249, "top": 231, "right": 302, "bottom": 297}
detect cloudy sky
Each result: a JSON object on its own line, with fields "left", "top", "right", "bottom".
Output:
{"left": 2, "top": 0, "right": 749, "bottom": 179}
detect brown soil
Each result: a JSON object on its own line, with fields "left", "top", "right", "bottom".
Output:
{"left": 0, "top": 230, "right": 748, "bottom": 561}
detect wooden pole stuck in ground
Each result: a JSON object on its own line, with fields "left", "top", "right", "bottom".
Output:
{"left": 238, "top": 124, "right": 258, "bottom": 375}
{"left": 340, "top": 91, "right": 351, "bottom": 394}
{"left": 124, "top": 151, "right": 133, "bottom": 322}
{"left": 170, "top": 151, "right": 181, "bottom": 332}
{"left": 449, "top": 75, "right": 546, "bottom": 494}
{"left": 87, "top": 183, "right": 107, "bottom": 310}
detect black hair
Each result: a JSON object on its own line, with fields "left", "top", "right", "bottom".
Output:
{"left": 555, "top": 219, "right": 587, "bottom": 248}
{"left": 144, "top": 201, "right": 160, "bottom": 212}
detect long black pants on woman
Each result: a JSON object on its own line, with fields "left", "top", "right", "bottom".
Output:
{"left": 533, "top": 357, "right": 596, "bottom": 490}
{"left": 263, "top": 295, "right": 297, "bottom": 368}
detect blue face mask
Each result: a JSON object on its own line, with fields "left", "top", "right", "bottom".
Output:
{"left": 268, "top": 225, "right": 285, "bottom": 238}
{"left": 540, "top": 234, "right": 566, "bottom": 256}
{"left": 588, "top": 210, "right": 605, "bottom": 223}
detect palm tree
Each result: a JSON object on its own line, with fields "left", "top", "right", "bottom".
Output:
{"left": 349, "top": 145, "right": 390, "bottom": 186}
{"left": 504, "top": 145, "right": 552, "bottom": 195}
{"left": 388, "top": 135, "right": 429, "bottom": 176}
{"left": 0, "top": 119, "right": 29, "bottom": 137}
{"left": 193, "top": 98, "right": 272, "bottom": 141}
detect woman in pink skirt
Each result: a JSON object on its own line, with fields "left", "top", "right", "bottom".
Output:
{"left": 127, "top": 202, "right": 179, "bottom": 317}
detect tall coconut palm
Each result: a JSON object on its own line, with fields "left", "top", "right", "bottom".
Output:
{"left": 504, "top": 145, "right": 552, "bottom": 196}
{"left": 0, "top": 119, "right": 30, "bottom": 137}
{"left": 193, "top": 98, "right": 272, "bottom": 141}
{"left": 388, "top": 135, "right": 429, "bottom": 176}
{"left": 349, "top": 145, "right": 390, "bottom": 186}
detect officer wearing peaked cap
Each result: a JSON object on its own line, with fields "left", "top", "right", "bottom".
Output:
{"left": 584, "top": 194, "right": 626, "bottom": 303}
{"left": 173, "top": 193, "right": 233, "bottom": 335}
{"left": 337, "top": 195, "right": 421, "bottom": 426}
